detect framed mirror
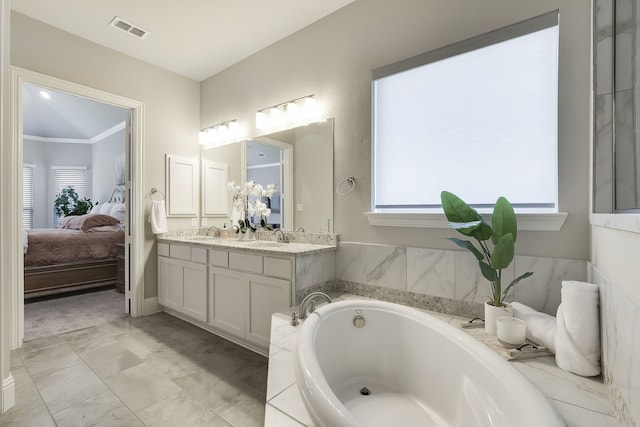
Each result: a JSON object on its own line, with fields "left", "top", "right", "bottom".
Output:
{"left": 201, "top": 119, "right": 334, "bottom": 232}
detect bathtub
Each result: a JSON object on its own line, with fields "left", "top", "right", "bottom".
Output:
{"left": 294, "top": 299, "right": 565, "bottom": 427}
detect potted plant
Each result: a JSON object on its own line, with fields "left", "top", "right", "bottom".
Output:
{"left": 54, "top": 186, "right": 93, "bottom": 217}
{"left": 440, "top": 191, "right": 533, "bottom": 334}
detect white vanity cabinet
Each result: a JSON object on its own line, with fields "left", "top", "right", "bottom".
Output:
{"left": 157, "top": 243, "right": 208, "bottom": 322}
{"left": 158, "top": 240, "right": 295, "bottom": 354}
{"left": 208, "top": 251, "right": 292, "bottom": 350}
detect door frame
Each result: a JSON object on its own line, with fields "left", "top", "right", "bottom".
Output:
{"left": 9, "top": 67, "right": 146, "bottom": 348}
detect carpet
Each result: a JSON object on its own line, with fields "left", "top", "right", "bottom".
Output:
{"left": 24, "top": 288, "right": 127, "bottom": 342}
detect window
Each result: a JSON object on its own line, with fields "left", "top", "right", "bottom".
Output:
{"left": 23, "top": 164, "right": 34, "bottom": 229}
{"left": 52, "top": 166, "right": 88, "bottom": 227}
{"left": 371, "top": 11, "right": 559, "bottom": 214}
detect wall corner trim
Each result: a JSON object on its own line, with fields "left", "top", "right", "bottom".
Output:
{"left": 2, "top": 373, "right": 15, "bottom": 413}
{"left": 144, "top": 297, "right": 161, "bottom": 315}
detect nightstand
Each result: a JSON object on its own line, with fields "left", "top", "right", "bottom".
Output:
{"left": 115, "top": 243, "right": 125, "bottom": 293}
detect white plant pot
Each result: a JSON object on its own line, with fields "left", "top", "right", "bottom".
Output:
{"left": 484, "top": 301, "right": 513, "bottom": 335}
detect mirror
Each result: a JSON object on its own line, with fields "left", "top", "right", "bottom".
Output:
{"left": 201, "top": 119, "right": 334, "bottom": 232}
{"left": 593, "top": 0, "right": 640, "bottom": 213}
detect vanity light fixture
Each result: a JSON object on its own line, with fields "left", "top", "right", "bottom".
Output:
{"left": 256, "top": 95, "right": 319, "bottom": 130}
{"left": 199, "top": 119, "right": 242, "bottom": 147}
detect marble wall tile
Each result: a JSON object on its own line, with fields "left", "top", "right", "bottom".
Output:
{"left": 364, "top": 244, "right": 407, "bottom": 291}
{"left": 296, "top": 251, "right": 336, "bottom": 290}
{"left": 335, "top": 242, "right": 366, "bottom": 283}
{"left": 593, "top": 94, "right": 614, "bottom": 213}
{"left": 514, "top": 256, "right": 587, "bottom": 315}
{"left": 406, "top": 248, "right": 454, "bottom": 298}
{"left": 595, "top": 0, "right": 614, "bottom": 95}
{"left": 593, "top": 263, "right": 640, "bottom": 426}
{"left": 614, "top": 89, "right": 637, "bottom": 210}
{"left": 615, "top": 0, "right": 634, "bottom": 92}
{"left": 454, "top": 251, "right": 514, "bottom": 304}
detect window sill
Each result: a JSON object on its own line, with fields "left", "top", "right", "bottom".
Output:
{"left": 365, "top": 212, "right": 568, "bottom": 231}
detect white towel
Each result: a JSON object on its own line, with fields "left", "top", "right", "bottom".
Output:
{"left": 23, "top": 229, "right": 28, "bottom": 254}
{"left": 554, "top": 281, "right": 601, "bottom": 377}
{"left": 149, "top": 200, "right": 168, "bottom": 234}
{"left": 512, "top": 302, "right": 556, "bottom": 354}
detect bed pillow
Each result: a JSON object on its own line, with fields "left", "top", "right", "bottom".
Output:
{"left": 89, "top": 204, "right": 101, "bottom": 214}
{"left": 61, "top": 214, "right": 121, "bottom": 232}
{"left": 110, "top": 203, "right": 125, "bottom": 227}
{"left": 99, "top": 202, "right": 114, "bottom": 215}
{"left": 57, "top": 216, "right": 74, "bottom": 228}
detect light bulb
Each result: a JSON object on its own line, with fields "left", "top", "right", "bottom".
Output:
{"left": 270, "top": 107, "right": 284, "bottom": 125}
{"left": 286, "top": 102, "right": 300, "bottom": 122}
{"left": 256, "top": 111, "right": 268, "bottom": 129}
{"left": 228, "top": 121, "right": 241, "bottom": 136}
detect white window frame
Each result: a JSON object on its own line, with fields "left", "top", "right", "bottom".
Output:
{"left": 52, "top": 165, "right": 88, "bottom": 227}
{"left": 367, "top": 11, "right": 567, "bottom": 231}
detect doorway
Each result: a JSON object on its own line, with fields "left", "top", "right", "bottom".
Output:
{"left": 10, "top": 67, "right": 146, "bottom": 348}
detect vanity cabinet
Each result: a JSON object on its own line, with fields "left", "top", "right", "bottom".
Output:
{"left": 157, "top": 243, "right": 208, "bottom": 322}
{"left": 158, "top": 241, "right": 294, "bottom": 353}
{"left": 209, "top": 266, "right": 291, "bottom": 349}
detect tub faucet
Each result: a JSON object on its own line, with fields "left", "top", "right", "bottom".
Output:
{"left": 273, "top": 228, "right": 289, "bottom": 243}
{"left": 298, "top": 292, "right": 332, "bottom": 320}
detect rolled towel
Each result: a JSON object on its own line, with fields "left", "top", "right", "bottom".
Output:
{"left": 149, "top": 200, "right": 168, "bottom": 234}
{"left": 554, "top": 281, "right": 601, "bottom": 377}
{"left": 511, "top": 302, "right": 556, "bottom": 354}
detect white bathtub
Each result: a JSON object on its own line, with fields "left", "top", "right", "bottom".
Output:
{"left": 294, "top": 299, "right": 565, "bottom": 427}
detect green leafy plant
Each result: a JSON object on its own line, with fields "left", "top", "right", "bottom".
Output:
{"left": 441, "top": 191, "right": 533, "bottom": 307}
{"left": 54, "top": 186, "right": 93, "bottom": 217}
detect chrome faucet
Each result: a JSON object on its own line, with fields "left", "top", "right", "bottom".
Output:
{"left": 298, "top": 292, "right": 332, "bottom": 320}
{"left": 273, "top": 228, "right": 289, "bottom": 243}
{"left": 208, "top": 226, "right": 221, "bottom": 237}
{"left": 295, "top": 227, "right": 305, "bottom": 232}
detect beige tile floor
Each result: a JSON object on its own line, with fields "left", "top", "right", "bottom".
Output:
{"left": 1, "top": 312, "right": 268, "bottom": 426}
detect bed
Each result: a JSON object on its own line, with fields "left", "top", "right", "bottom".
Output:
{"left": 23, "top": 187, "right": 126, "bottom": 299}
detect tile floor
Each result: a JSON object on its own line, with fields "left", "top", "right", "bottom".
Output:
{"left": 1, "top": 312, "right": 268, "bottom": 426}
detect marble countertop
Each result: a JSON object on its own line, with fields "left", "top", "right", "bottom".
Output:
{"left": 157, "top": 236, "right": 337, "bottom": 256}
{"left": 264, "top": 295, "right": 619, "bottom": 427}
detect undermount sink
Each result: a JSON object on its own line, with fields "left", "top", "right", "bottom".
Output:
{"left": 188, "top": 236, "right": 217, "bottom": 241}
{"left": 246, "top": 241, "right": 288, "bottom": 248}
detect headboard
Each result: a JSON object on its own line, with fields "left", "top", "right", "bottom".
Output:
{"left": 108, "top": 185, "right": 126, "bottom": 204}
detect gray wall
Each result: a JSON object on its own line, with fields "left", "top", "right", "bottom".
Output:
{"left": 200, "top": 0, "right": 591, "bottom": 261}
{"left": 91, "top": 128, "right": 126, "bottom": 204}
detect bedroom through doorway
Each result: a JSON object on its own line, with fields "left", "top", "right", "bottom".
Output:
{"left": 21, "top": 82, "right": 133, "bottom": 342}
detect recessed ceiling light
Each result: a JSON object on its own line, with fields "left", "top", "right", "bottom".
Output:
{"left": 39, "top": 91, "right": 50, "bottom": 100}
{"left": 109, "top": 16, "right": 150, "bottom": 40}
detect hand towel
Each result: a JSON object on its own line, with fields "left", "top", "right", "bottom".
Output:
{"left": 554, "top": 281, "right": 601, "bottom": 376}
{"left": 511, "top": 302, "right": 556, "bottom": 353}
{"left": 23, "top": 229, "right": 28, "bottom": 254}
{"left": 149, "top": 200, "right": 168, "bottom": 234}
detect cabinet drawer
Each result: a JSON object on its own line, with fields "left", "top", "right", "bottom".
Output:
{"left": 158, "top": 242, "right": 170, "bottom": 257}
{"left": 263, "top": 257, "right": 292, "bottom": 279}
{"left": 229, "top": 252, "right": 263, "bottom": 274}
{"left": 169, "top": 244, "right": 191, "bottom": 260}
{"left": 209, "top": 249, "right": 228, "bottom": 268}
{"left": 191, "top": 247, "right": 208, "bottom": 263}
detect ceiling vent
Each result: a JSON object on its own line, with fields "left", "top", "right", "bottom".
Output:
{"left": 109, "top": 16, "right": 150, "bottom": 40}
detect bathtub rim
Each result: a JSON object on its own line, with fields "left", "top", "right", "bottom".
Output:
{"left": 294, "top": 299, "right": 565, "bottom": 427}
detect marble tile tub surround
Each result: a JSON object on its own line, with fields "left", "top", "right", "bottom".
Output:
{"left": 592, "top": 263, "right": 640, "bottom": 426}
{"left": 265, "top": 296, "right": 618, "bottom": 427}
{"left": 165, "top": 227, "right": 338, "bottom": 246}
{"left": 335, "top": 242, "right": 587, "bottom": 318}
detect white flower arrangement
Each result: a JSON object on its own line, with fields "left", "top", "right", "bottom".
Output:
{"left": 227, "top": 181, "right": 277, "bottom": 232}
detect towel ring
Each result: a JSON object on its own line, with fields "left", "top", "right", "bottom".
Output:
{"left": 150, "top": 188, "right": 165, "bottom": 201}
{"left": 336, "top": 176, "right": 356, "bottom": 196}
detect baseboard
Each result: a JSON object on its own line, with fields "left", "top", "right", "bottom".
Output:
{"left": 144, "top": 297, "right": 161, "bottom": 315}
{"left": 2, "top": 373, "right": 15, "bottom": 413}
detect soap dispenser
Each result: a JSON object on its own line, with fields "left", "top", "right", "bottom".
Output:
{"left": 220, "top": 223, "right": 229, "bottom": 239}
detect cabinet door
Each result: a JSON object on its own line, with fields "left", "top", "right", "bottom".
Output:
{"left": 246, "top": 276, "right": 291, "bottom": 348}
{"left": 182, "top": 261, "right": 207, "bottom": 322}
{"left": 158, "top": 256, "right": 183, "bottom": 310}
{"left": 209, "top": 268, "right": 246, "bottom": 337}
